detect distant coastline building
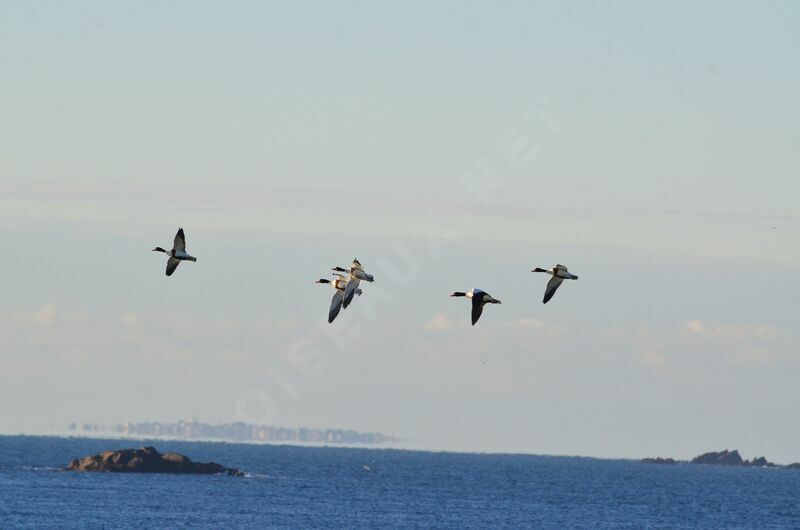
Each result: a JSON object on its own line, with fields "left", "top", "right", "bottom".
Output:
{"left": 67, "top": 420, "right": 394, "bottom": 446}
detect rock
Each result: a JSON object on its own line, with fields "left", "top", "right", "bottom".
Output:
{"left": 162, "top": 452, "right": 190, "bottom": 464}
{"left": 66, "top": 447, "right": 244, "bottom": 476}
{"left": 641, "top": 457, "right": 679, "bottom": 464}
{"left": 690, "top": 449, "right": 744, "bottom": 466}
{"left": 643, "top": 449, "right": 789, "bottom": 469}
{"left": 746, "top": 456, "right": 777, "bottom": 468}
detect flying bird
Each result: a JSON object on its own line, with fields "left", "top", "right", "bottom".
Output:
{"left": 450, "top": 288, "right": 501, "bottom": 326}
{"left": 332, "top": 259, "right": 375, "bottom": 309}
{"left": 532, "top": 264, "right": 578, "bottom": 304}
{"left": 316, "top": 274, "right": 362, "bottom": 323}
{"left": 152, "top": 228, "right": 197, "bottom": 276}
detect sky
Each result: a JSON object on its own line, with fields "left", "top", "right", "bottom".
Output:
{"left": 1, "top": 1, "right": 799, "bottom": 461}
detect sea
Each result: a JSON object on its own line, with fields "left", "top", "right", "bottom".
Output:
{"left": 1, "top": 435, "right": 799, "bottom": 529}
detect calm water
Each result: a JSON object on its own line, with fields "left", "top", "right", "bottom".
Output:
{"left": 1, "top": 435, "right": 799, "bottom": 528}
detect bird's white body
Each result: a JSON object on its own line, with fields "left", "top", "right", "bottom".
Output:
{"left": 465, "top": 288, "right": 501, "bottom": 303}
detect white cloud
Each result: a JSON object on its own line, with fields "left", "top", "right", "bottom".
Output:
{"left": 502, "top": 317, "right": 570, "bottom": 338}
{"left": 120, "top": 312, "right": 139, "bottom": 328}
{"left": 685, "top": 319, "right": 705, "bottom": 334}
{"left": 17, "top": 303, "right": 58, "bottom": 325}
{"left": 423, "top": 313, "right": 459, "bottom": 332}
{"left": 685, "top": 319, "right": 780, "bottom": 341}
{"left": 504, "top": 317, "right": 546, "bottom": 329}
{"left": 633, "top": 349, "right": 670, "bottom": 369}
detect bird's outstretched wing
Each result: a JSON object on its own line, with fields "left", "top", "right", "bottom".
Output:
{"left": 173, "top": 228, "right": 186, "bottom": 252}
{"left": 543, "top": 276, "right": 563, "bottom": 304}
{"left": 471, "top": 297, "right": 484, "bottom": 326}
{"left": 342, "top": 278, "right": 361, "bottom": 309}
{"left": 166, "top": 257, "right": 181, "bottom": 276}
{"left": 329, "top": 289, "right": 345, "bottom": 323}
{"left": 354, "top": 270, "right": 374, "bottom": 282}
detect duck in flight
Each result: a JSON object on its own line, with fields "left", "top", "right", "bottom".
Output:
{"left": 332, "top": 259, "right": 375, "bottom": 309}
{"left": 316, "top": 274, "right": 362, "bottom": 323}
{"left": 450, "top": 289, "right": 501, "bottom": 326}
{"left": 152, "top": 228, "right": 197, "bottom": 276}
{"left": 532, "top": 264, "right": 578, "bottom": 304}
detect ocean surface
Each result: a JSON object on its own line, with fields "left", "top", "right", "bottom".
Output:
{"left": 1, "top": 435, "right": 799, "bottom": 528}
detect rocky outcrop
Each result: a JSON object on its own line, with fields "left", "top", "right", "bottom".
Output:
{"left": 747, "top": 456, "right": 778, "bottom": 468}
{"left": 642, "top": 449, "right": 783, "bottom": 468}
{"left": 66, "top": 446, "right": 244, "bottom": 476}
{"left": 641, "top": 457, "right": 678, "bottom": 465}
{"left": 691, "top": 449, "right": 744, "bottom": 466}
{"left": 787, "top": 463, "right": 800, "bottom": 469}
{"left": 689, "top": 450, "right": 779, "bottom": 467}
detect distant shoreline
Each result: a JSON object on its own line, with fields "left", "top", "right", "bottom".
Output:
{"left": 62, "top": 420, "right": 397, "bottom": 447}
{"left": 3, "top": 433, "right": 799, "bottom": 466}
{"left": 1, "top": 431, "right": 407, "bottom": 452}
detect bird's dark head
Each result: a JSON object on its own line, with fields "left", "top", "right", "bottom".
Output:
{"left": 450, "top": 291, "right": 467, "bottom": 297}
{"left": 332, "top": 266, "right": 348, "bottom": 273}
{"left": 315, "top": 278, "right": 331, "bottom": 284}
{"left": 532, "top": 267, "right": 548, "bottom": 273}
{"left": 152, "top": 247, "right": 166, "bottom": 253}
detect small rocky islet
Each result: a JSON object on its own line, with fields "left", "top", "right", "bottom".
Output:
{"left": 66, "top": 446, "right": 244, "bottom": 476}
{"left": 642, "top": 449, "right": 798, "bottom": 469}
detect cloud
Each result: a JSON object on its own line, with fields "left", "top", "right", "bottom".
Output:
{"left": 18, "top": 303, "right": 58, "bottom": 325}
{"left": 685, "top": 319, "right": 780, "bottom": 341}
{"left": 120, "top": 312, "right": 139, "bottom": 328}
{"left": 423, "top": 313, "right": 459, "bottom": 332}
{"left": 681, "top": 319, "right": 789, "bottom": 366}
{"left": 685, "top": 319, "right": 705, "bottom": 334}
{"left": 502, "top": 317, "right": 569, "bottom": 337}
{"left": 633, "top": 349, "right": 670, "bottom": 369}
{"left": 590, "top": 319, "right": 798, "bottom": 373}
{"left": 504, "top": 317, "right": 546, "bottom": 329}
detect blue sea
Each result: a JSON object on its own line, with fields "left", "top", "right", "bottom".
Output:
{"left": 1, "top": 436, "right": 799, "bottom": 528}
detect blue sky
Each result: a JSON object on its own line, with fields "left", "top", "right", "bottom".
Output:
{"left": 1, "top": 1, "right": 799, "bottom": 461}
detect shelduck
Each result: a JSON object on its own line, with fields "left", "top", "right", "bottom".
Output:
{"left": 332, "top": 259, "right": 375, "bottom": 309}
{"left": 316, "top": 274, "right": 362, "bottom": 323}
{"left": 450, "top": 288, "right": 501, "bottom": 326}
{"left": 152, "top": 228, "right": 197, "bottom": 276}
{"left": 532, "top": 264, "right": 578, "bottom": 304}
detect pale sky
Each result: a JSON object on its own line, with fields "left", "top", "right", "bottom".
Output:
{"left": 1, "top": 1, "right": 799, "bottom": 462}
